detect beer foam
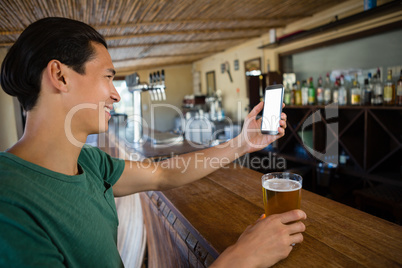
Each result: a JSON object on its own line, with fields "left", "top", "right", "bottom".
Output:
{"left": 263, "top": 179, "right": 301, "bottom": 192}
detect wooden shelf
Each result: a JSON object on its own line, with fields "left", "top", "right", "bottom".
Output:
{"left": 258, "top": 1, "right": 402, "bottom": 50}
{"left": 257, "top": 105, "right": 402, "bottom": 186}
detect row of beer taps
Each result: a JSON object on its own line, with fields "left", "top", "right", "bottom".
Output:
{"left": 126, "top": 70, "right": 166, "bottom": 101}
{"left": 148, "top": 70, "right": 166, "bottom": 101}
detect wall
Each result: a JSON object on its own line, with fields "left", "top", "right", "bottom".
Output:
{"left": 291, "top": 29, "right": 402, "bottom": 83}
{"left": 193, "top": 36, "right": 271, "bottom": 120}
{"left": 192, "top": 0, "right": 400, "bottom": 119}
{"left": 134, "top": 64, "right": 193, "bottom": 132}
{"left": 0, "top": 48, "right": 19, "bottom": 151}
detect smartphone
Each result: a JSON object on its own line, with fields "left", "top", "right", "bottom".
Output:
{"left": 261, "top": 84, "right": 284, "bottom": 135}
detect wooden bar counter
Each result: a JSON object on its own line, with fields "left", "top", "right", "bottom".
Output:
{"left": 141, "top": 163, "right": 402, "bottom": 267}
{"left": 103, "top": 130, "right": 402, "bottom": 267}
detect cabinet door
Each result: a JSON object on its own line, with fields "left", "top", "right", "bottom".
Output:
{"left": 247, "top": 75, "right": 266, "bottom": 113}
{"left": 265, "top": 72, "right": 283, "bottom": 86}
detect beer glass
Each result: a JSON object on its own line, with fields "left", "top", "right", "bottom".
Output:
{"left": 262, "top": 172, "right": 302, "bottom": 216}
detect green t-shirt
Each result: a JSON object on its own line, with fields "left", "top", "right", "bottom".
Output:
{"left": 0, "top": 145, "right": 125, "bottom": 267}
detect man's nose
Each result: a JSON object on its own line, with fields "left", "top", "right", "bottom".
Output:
{"left": 110, "top": 85, "right": 121, "bottom": 103}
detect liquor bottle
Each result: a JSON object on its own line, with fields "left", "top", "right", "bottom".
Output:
{"left": 308, "top": 77, "right": 316, "bottom": 105}
{"left": 295, "top": 81, "right": 302, "bottom": 105}
{"left": 350, "top": 74, "right": 361, "bottom": 105}
{"left": 371, "top": 74, "right": 376, "bottom": 104}
{"left": 338, "top": 76, "right": 347, "bottom": 106}
{"left": 368, "top": 72, "right": 373, "bottom": 92}
{"left": 291, "top": 83, "right": 296, "bottom": 105}
{"left": 316, "top": 76, "right": 324, "bottom": 105}
{"left": 301, "top": 80, "right": 308, "bottom": 105}
{"left": 324, "top": 73, "right": 332, "bottom": 105}
{"left": 397, "top": 70, "right": 402, "bottom": 106}
{"left": 383, "top": 69, "right": 395, "bottom": 106}
{"left": 372, "top": 70, "right": 383, "bottom": 105}
{"left": 362, "top": 78, "right": 372, "bottom": 106}
{"left": 332, "top": 79, "right": 339, "bottom": 104}
{"left": 339, "top": 149, "right": 349, "bottom": 165}
{"left": 284, "top": 83, "right": 291, "bottom": 105}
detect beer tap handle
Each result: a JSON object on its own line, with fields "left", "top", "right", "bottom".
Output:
{"left": 149, "top": 73, "right": 153, "bottom": 88}
{"left": 153, "top": 72, "right": 157, "bottom": 88}
{"left": 156, "top": 88, "right": 163, "bottom": 101}
{"left": 149, "top": 90, "right": 155, "bottom": 101}
{"left": 157, "top": 71, "right": 161, "bottom": 86}
{"left": 161, "top": 88, "right": 166, "bottom": 101}
{"left": 161, "top": 69, "right": 165, "bottom": 86}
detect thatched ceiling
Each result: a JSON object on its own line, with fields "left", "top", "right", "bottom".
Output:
{"left": 0, "top": 0, "right": 349, "bottom": 74}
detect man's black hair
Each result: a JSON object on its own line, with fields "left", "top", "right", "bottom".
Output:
{"left": 0, "top": 17, "right": 107, "bottom": 111}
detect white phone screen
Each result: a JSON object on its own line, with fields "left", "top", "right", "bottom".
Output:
{"left": 261, "top": 87, "right": 283, "bottom": 133}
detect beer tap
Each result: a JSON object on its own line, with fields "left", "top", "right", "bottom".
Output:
{"left": 126, "top": 72, "right": 148, "bottom": 143}
{"left": 157, "top": 71, "right": 163, "bottom": 101}
{"left": 154, "top": 72, "right": 161, "bottom": 101}
{"left": 161, "top": 69, "right": 166, "bottom": 101}
{"left": 149, "top": 73, "right": 155, "bottom": 101}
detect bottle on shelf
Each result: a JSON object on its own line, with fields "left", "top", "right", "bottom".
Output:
{"left": 397, "top": 70, "right": 402, "bottom": 106}
{"left": 383, "top": 69, "right": 395, "bottom": 106}
{"left": 362, "top": 78, "right": 372, "bottom": 106}
{"left": 295, "top": 81, "right": 302, "bottom": 105}
{"left": 324, "top": 73, "right": 332, "bottom": 105}
{"left": 291, "top": 83, "right": 296, "bottom": 105}
{"left": 338, "top": 76, "right": 347, "bottom": 106}
{"left": 301, "top": 80, "right": 308, "bottom": 105}
{"left": 308, "top": 77, "right": 316, "bottom": 105}
{"left": 332, "top": 79, "right": 339, "bottom": 104}
{"left": 368, "top": 72, "right": 373, "bottom": 94}
{"left": 339, "top": 149, "right": 350, "bottom": 165}
{"left": 350, "top": 73, "right": 361, "bottom": 105}
{"left": 372, "top": 68, "right": 383, "bottom": 106}
{"left": 316, "top": 76, "right": 324, "bottom": 105}
{"left": 284, "top": 83, "right": 291, "bottom": 105}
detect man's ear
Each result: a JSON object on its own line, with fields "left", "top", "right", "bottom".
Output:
{"left": 46, "top": 60, "right": 68, "bottom": 93}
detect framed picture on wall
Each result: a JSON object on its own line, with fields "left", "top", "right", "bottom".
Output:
{"left": 206, "top": 71, "right": 216, "bottom": 96}
{"left": 244, "top": 57, "right": 261, "bottom": 76}
{"left": 234, "top": 59, "right": 239, "bottom": 71}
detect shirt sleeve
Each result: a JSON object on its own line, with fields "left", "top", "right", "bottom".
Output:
{"left": 80, "top": 145, "right": 125, "bottom": 186}
{"left": 0, "top": 202, "right": 65, "bottom": 267}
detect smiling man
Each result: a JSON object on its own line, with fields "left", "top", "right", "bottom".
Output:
{"left": 0, "top": 17, "right": 306, "bottom": 267}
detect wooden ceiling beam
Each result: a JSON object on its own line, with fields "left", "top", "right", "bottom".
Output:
{"left": 0, "top": 42, "right": 13, "bottom": 47}
{"left": 0, "top": 34, "right": 253, "bottom": 48}
{"left": 95, "top": 17, "right": 298, "bottom": 29}
{"left": 0, "top": 16, "right": 297, "bottom": 37}
{"left": 105, "top": 26, "right": 274, "bottom": 40}
{"left": 115, "top": 60, "right": 197, "bottom": 74}
{"left": 113, "top": 50, "right": 223, "bottom": 62}
{"left": 107, "top": 36, "right": 257, "bottom": 49}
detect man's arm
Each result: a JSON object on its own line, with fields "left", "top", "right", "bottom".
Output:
{"left": 113, "top": 102, "right": 287, "bottom": 197}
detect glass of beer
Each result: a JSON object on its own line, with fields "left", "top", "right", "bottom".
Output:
{"left": 262, "top": 172, "right": 302, "bottom": 216}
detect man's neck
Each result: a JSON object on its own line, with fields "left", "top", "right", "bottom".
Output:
{"left": 7, "top": 113, "right": 88, "bottom": 176}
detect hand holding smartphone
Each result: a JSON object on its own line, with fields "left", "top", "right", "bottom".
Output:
{"left": 261, "top": 84, "right": 284, "bottom": 135}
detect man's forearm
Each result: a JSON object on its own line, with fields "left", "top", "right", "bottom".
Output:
{"left": 156, "top": 135, "right": 247, "bottom": 190}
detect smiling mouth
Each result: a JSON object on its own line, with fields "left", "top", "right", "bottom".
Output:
{"left": 104, "top": 106, "right": 112, "bottom": 118}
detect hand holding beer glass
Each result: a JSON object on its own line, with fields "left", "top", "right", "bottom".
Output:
{"left": 262, "top": 172, "right": 302, "bottom": 216}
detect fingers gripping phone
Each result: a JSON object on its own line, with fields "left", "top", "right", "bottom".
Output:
{"left": 261, "top": 84, "right": 284, "bottom": 135}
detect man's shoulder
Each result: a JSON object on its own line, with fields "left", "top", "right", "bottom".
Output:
{"left": 0, "top": 152, "right": 28, "bottom": 177}
{"left": 79, "top": 145, "right": 104, "bottom": 162}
